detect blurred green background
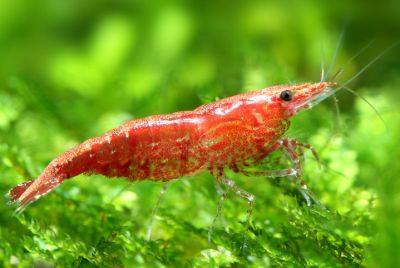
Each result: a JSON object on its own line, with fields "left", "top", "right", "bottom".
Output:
{"left": 0, "top": 0, "right": 399, "bottom": 267}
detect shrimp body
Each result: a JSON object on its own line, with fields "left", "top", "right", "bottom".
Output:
{"left": 8, "top": 82, "right": 336, "bottom": 210}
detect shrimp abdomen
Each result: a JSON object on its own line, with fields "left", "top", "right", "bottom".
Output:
{"left": 99, "top": 114, "right": 207, "bottom": 180}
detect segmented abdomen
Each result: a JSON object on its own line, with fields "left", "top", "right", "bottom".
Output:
{"left": 77, "top": 113, "right": 207, "bottom": 181}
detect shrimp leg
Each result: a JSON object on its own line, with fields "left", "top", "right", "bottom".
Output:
{"left": 146, "top": 181, "right": 173, "bottom": 240}
{"left": 208, "top": 184, "right": 228, "bottom": 242}
{"left": 242, "top": 139, "right": 321, "bottom": 206}
{"left": 209, "top": 175, "right": 254, "bottom": 248}
{"left": 278, "top": 138, "right": 321, "bottom": 206}
{"left": 209, "top": 166, "right": 303, "bottom": 241}
{"left": 241, "top": 168, "right": 298, "bottom": 178}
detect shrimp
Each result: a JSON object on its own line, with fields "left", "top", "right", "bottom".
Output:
{"left": 8, "top": 81, "right": 338, "bottom": 216}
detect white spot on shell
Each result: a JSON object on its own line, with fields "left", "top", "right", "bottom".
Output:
{"left": 214, "top": 102, "right": 242, "bottom": 115}
{"left": 106, "top": 136, "right": 111, "bottom": 144}
{"left": 176, "top": 134, "right": 190, "bottom": 142}
{"left": 251, "top": 109, "right": 264, "bottom": 124}
{"left": 150, "top": 142, "right": 159, "bottom": 148}
{"left": 125, "top": 132, "right": 129, "bottom": 138}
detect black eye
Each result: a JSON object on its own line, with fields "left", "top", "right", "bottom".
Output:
{"left": 280, "top": 90, "right": 293, "bottom": 101}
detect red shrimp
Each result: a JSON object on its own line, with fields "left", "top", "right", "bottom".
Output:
{"left": 8, "top": 82, "right": 337, "bottom": 213}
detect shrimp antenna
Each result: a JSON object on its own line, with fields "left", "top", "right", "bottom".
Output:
{"left": 342, "top": 86, "right": 387, "bottom": 130}
{"left": 331, "top": 41, "right": 399, "bottom": 132}
{"left": 330, "top": 40, "right": 375, "bottom": 82}
{"left": 322, "top": 28, "right": 346, "bottom": 131}
{"left": 340, "top": 41, "right": 400, "bottom": 89}
{"left": 323, "top": 25, "right": 346, "bottom": 81}
{"left": 320, "top": 42, "right": 325, "bottom": 82}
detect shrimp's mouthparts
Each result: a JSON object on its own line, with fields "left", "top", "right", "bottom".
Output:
{"left": 295, "top": 83, "right": 338, "bottom": 112}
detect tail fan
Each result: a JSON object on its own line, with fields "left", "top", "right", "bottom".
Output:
{"left": 7, "top": 180, "right": 34, "bottom": 202}
{"left": 7, "top": 175, "right": 64, "bottom": 214}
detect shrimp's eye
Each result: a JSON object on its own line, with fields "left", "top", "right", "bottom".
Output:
{"left": 280, "top": 90, "right": 293, "bottom": 101}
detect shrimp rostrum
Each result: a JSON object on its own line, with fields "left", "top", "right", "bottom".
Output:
{"left": 8, "top": 82, "right": 337, "bottom": 215}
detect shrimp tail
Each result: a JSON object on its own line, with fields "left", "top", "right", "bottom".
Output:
{"left": 7, "top": 171, "right": 66, "bottom": 214}
{"left": 7, "top": 180, "right": 35, "bottom": 202}
{"left": 7, "top": 137, "right": 106, "bottom": 213}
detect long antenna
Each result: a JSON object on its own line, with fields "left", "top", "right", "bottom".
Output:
{"left": 343, "top": 86, "right": 387, "bottom": 130}
{"left": 330, "top": 40, "right": 374, "bottom": 82}
{"left": 323, "top": 26, "right": 346, "bottom": 81}
{"left": 340, "top": 42, "right": 399, "bottom": 89}
{"left": 320, "top": 42, "right": 325, "bottom": 82}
